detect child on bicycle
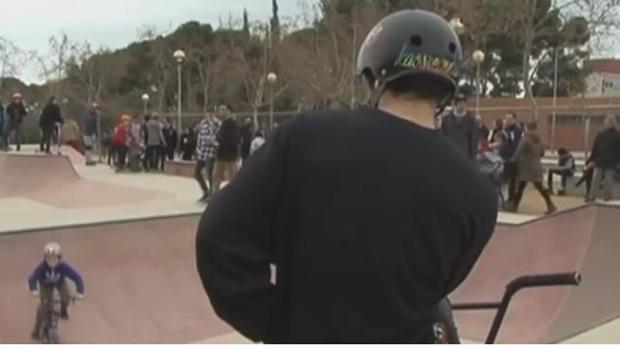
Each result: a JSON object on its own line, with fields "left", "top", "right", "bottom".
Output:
{"left": 27, "top": 242, "right": 85, "bottom": 340}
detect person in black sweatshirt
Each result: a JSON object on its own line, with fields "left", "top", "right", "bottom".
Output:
{"left": 39, "top": 96, "right": 63, "bottom": 154}
{"left": 440, "top": 93, "right": 478, "bottom": 160}
{"left": 586, "top": 115, "right": 620, "bottom": 202}
{"left": 500, "top": 113, "right": 524, "bottom": 203}
{"left": 196, "top": 10, "right": 498, "bottom": 344}
{"left": 5, "top": 92, "right": 27, "bottom": 151}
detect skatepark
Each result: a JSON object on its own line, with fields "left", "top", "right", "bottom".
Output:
{"left": 1, "top": 147, "right": 620, "bottom": 344}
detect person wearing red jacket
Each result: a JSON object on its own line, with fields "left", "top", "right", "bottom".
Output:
{"left": 112, "top": 115, "right": 131, "bottom": 171}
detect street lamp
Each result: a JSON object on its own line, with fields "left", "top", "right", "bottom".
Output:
{"left": 449, "top": 18, "right": 465, "bottom": 36}
{"left": 173, "top": 49, "right": 186, "bottom": 144}
{"left": 141, "top": 93, "right": 150, "bottom": 114}
{"left": 267, "top": 72, "right": 278, "bottom": 132}
{"left": 472, "top": 50, "right": 485, "bottom": 117}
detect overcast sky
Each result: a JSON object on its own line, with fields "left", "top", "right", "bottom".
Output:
{"left": 3, "top": 0, "right": 303, "bottom": 84}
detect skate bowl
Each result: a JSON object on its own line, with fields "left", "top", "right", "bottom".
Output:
{"left": 452, "top": 203, "right": 620, "bottom": 343}
{"left": 0, "top": 154, "right": 169, "bottom": 208}
{"left": 0, "top": 214, "right": 232, "bottom": 344}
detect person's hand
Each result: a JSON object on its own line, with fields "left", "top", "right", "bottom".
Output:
{"left": 30, "top": 291, "right": 40, "bottom": 298}
{"left": 74, "top": 294, "right": 85, "bottom": 301}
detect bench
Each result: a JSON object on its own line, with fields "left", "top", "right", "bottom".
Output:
{"left": 164, "top": 160, "right": 196, "bottom": 178}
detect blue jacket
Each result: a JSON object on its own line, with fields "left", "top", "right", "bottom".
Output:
{"left": 83, "top": 111, "right": 98, "bottom": 136}
{"left": 27, "top": 260, "right": 85, "bottom": 294}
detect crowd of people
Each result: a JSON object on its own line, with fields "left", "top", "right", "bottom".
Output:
{"left": 106, "top": 113, "right": 177, "bottom": 172}
{"left": 0, "top": 93, "right": 102, "bottom": 165}
{"left": 0, "top": 87, "right": 616, "bottom": 213}
{"left": 191, "top": 106, "right": 266, "bottom": 202}
{"left": 105, "top": 105, "right": 267, "bottom": 196}
{"left": 439, "top": 95, "right": 620, "bottom": 214}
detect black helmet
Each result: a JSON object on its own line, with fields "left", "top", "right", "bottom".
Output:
{"left": 357, "top": 10, "right": 463, "bottom": 101}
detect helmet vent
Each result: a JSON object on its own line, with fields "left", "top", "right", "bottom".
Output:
{"left": 410, "top": 35, "right": 423, "bottom": 46}
{"left": 449, "top": 43, "right": 457, "bottom": 54}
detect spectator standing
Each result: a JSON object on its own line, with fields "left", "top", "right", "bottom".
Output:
{"left": 194, "top": 113, "right": 220, "bottom": 202}
{"left": 5, "top": 92, "right": 27, "bottom": 151}
{"left": 506, "top": 122, "right": 556, "bottom": 214}
{"left": 441, "top": 93, "right": 478, "bottom": 160}
{"left": 162, "top": 117, "right": 178, "bottom": 161}
{"left": 211, "top": 116, "right": 241, "bottom": 196}
{"left": 39, "top": 97, "right": 63, "bottom": 154}
{"left": 250, "top": 130, "right": 266, "bottom": 155}
{"left": 112, "top": 115, "right": 131, "bottom": 171}
{"left": 82, "top": 104, "right": 99, "bottom": 165}
{"left": 145, "top": 114, "right": 166, "bottom": 171}
{"left": 586, "top": 115, "right": 620, "bottom": 202}
{"left": 240, "top": 118, "right": 253, "bottom": 163}
{"left": 128, "top": 115, "right": 145, "bottom": 172}
{"left": 0, "top": 100, "right": 5, "bottom": 150}
{"left": 61, "top": 118, "right": 82, "bottom": 154}
{"left": 500, "top": 113, "right": 524, "bottom": 203}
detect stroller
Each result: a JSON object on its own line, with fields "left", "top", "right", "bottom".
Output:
{"left": 477, "top": 151, "right": 505, "bottom": 205}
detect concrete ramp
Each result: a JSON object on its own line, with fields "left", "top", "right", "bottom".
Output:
{"left": 452, "top": 204, "right": 620, "bottom": 343}
{"left": 0, "top": 215, "right": 231, "bottom": 344}
{"left": 0, "top": 154, "right": 168, "bottom": 208}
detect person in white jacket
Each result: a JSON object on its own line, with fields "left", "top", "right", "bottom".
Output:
{"left": 250, "top": 130, "right": 265, "bottom": 155}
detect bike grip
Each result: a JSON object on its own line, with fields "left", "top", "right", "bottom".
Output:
{"left": 507, "top": 272, "right": 581, "bottom": 291}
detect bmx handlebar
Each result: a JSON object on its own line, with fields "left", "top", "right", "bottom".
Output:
{"left": 506, "top": 272, "right": 581, "bottom": 291}
{"left": 452, "top": 272, "right": 581, "bottom": 344}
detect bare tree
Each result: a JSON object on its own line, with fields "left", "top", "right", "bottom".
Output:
{"left": 0, "top": 38, "right": 26, "bottom": 94}
{"left": 37, "top": 33, "right": 72, "bottom": 97}
{"left": 65, "top": 42, "right": 115, "bottom": 107}
{"left": 193, "top": 37, "right": 227, "bottom": 112}
{"left": 280, "top": 3, "right": 380, "bottom": 108}
{"left": 139, "top": 26, "right": 174, "bottom": 112}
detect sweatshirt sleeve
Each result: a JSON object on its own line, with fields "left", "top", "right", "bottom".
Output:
{"left": 27, "top": 262, "right": 46, "bottom": 291}
{"left": 60, "top": 262, "right": 85, "bottom": 294}
{"left": 195, "top": 121, "right": 292, "bottom": 343}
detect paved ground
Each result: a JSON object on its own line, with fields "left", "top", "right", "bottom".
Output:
{"left": 1, "top": 147, "right": 620, "bottom": 344}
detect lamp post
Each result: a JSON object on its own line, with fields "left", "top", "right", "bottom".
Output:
{"left": 141, "top": 93, "right": 150, "bottom": 114}
{"left": 173, "top": 49, "right": 186, "bottom": 146}
{"left": 267, "top": 72, "right": 277, "bottom": 132}
{"left": 472, "top": 50, "right": 485, "bottom": 117}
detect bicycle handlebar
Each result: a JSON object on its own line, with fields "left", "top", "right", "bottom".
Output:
{"left": 506, "top": 272, "right": 581, "bottom": 292}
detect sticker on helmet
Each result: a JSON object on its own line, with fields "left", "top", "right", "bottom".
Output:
{"left": 395, "top": 49, "right": 456, "bottom": 78}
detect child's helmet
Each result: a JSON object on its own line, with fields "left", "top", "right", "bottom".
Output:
{"left": 43, "top": 242, "right": 62, "bottom": 257}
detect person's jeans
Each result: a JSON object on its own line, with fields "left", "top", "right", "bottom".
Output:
{"left": 513, "top": 181, "right": 554, "bottom": 211}
{"left": 115, "top": 144, "right": 128, "bottom": 169}
{"left": 194, "top": 157, "right": 216, "bottom": 196}
{"left": 503, "top": 161, "right": 518, "bottom": 202}
{"left": 83, "top": 135, "right": 96, "bottom": 163}
{"left": 145, "top": 145, "right": 160, "bottom": 171}
{"left": 588, "top": 167, "right": 616, "bottom": 201}
{"left": 547, "top": 169, "right": 572, "bottom": 193}
{"left": 6, "top": 121, "right": 22, "bottom": 151}
{"left": 41, "top": 127, "right": 55, "bottom": 153}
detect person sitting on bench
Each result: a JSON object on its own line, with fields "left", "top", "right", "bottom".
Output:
{"left": 547, "top": 148, "right": 575, "bottom": 195}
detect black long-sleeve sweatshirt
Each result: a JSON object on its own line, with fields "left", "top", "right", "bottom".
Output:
{"left": 196, "top": 108, "right": 498, "bottom": 344}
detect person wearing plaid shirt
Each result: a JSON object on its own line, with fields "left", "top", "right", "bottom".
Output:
{"left": 195, "top": 114, "right": 220, "bottom": 202}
